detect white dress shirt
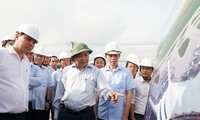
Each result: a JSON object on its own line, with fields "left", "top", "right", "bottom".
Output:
{"left": 0, "top": 46, "right": 30, "bottom": 113}
{"left": 53, "top": 64, "right": 111, "bottom": 119}
{"left": 133, "top": 76, "right": 151, "bottom": 115}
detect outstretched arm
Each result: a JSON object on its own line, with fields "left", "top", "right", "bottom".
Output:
{"left": 108, "top": 91, "right": 124, "bottom": 104}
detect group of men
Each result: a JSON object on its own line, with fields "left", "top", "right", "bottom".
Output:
{"left": 0, "top": 24, "right": 154, "bottom": 120}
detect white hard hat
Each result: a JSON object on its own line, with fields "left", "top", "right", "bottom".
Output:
{"left": 126, "top": 54, "right": 140, "bottom": 66}
{"left": 140, "top": 58, "right": 154, "bottom": 67}
{"left": 33, "top": 46, "right": 46, "bottom": 56}
{"left": 104, "top": 42, "right": 121, "bottom": 54}
{"left": 89, "top": 60, "right": 94, "bottom": 65}
{"left": 94, "top": 54, "right": 104, "bottom": 59}
{"left": 45, "top": 49, "right": 52, "bottom": 57}
{"left": 16, "top": 24, "right": 39, "bottom": 41}
{"left": 2, "top": 35, "right": 15, "bottom": 41}
{"left": 59, "top": 51, "right": 71, "bottom": 60}
{"left": 94, "top": 54, "right": 106, "bottom": 63}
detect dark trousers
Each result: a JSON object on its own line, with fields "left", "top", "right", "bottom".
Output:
{"left": 0, "top": 112, "right": 27, "bottom": 120}
{"left": 32, "top": 110, "right": 46, "bottom": 120}
{"left": 134, "top": 113, "right": 144, "bottom": 120}
{"left": 27, "top": 102, "right": 33, "bottom": 120}
{"left": 51, "top": 105, "right": 54, "bottom": 120}
{"left": 44, "top": 110, "right": 50, "bottom": 120}
{"left": 58, "top": 105, "right": 95, "bottom": 120}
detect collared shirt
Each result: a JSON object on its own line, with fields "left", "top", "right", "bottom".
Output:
{"left": 33, "top": 65, "right": 54, "bottom": 110}
{"left": 51, "top": 68, "right": 62, "bottom": 105}
{"left": 52, "top": 68, "right": 62, "bottom": 87}
{"left": 29, "top": 63, "right": 42, "bottom": 102}
{"left": 0, "top": 46, "right": 30, "bottom": 113}
{"left": 53, "top": 63, "right": 111, "bottom": 119}
{"left": 133, "top": 76, "right": 151, "bottom": 115}
{"left": 98, "top": 65, "right": 136, "bottom": 120}
{"left": 48, "top": 65, "right": 55, "bottom": 73}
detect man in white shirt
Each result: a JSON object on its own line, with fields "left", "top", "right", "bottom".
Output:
{"left": 131, "top": 58, "right": 154, "bottom": 120}
{"left": 0, "top": 24, "right": 39, "bottom": 120}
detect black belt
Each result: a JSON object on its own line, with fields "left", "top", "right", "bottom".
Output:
{"left": 60, "top": 104, "right": 92, "bottom": 113}
{"left": 134, "top": 113, "right": 144, "bottom": 118}
{"left": 0, "top": 112, "right": 26, "bottom": 117}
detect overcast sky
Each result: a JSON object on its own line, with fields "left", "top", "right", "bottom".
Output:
{"left": 0, "top": 0, "right": 178, "bottom": 62}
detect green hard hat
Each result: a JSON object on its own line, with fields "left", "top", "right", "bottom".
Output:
{"left": 71, "top": 43, "right": 93, "bottom": 59}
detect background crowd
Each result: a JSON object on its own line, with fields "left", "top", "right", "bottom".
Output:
{"left": 0, "top": 24, "right": 154, "bottom": 120}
